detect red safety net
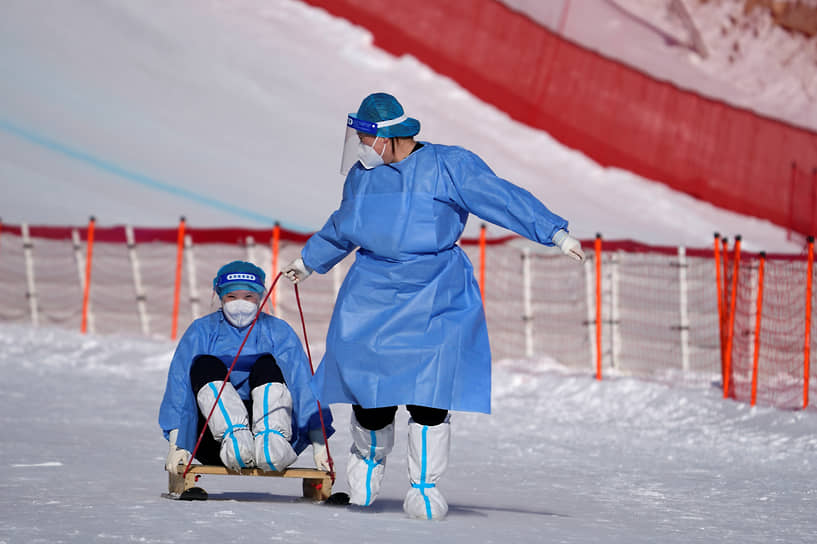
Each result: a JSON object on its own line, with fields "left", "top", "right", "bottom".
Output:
{"left": 726, "top": 253, "right": 816, "bottom": 409}
{"left": 1, "top": 223, "right": 814, "bottom": 411}
{"left": 788, "top": 164, "right": 817, "bottom": 240}
{"left": 301, "top": 0, "right": 817, "bottom": 236}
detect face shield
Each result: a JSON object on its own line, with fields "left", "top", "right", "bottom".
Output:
{"left": 339, "top": 114, "right": 408, "bottom": 175}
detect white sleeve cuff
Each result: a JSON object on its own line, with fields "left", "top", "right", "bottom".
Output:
{"left": 551, "top": 229, "right": 568, "bottom": 247}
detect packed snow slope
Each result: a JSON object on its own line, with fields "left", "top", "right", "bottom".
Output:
{"left": 2, "top": 323, "right": 816, "bottom": 543}
{"left": 0, "top": 0, "right": 803, "bottom": 252}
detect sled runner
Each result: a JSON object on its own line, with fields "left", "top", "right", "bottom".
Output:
{"left": 166, "top": 464, "right": 333, "bottom": 501}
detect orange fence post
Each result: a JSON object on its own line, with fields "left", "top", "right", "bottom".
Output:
{"left": 812, "top": 169, "right": 817, "bottom": 236}
{"left": 80, "top": 216, "right": 96, "bottom": 334}
{"left": 804, "top": 236, "right": 814, "bottom": 409}
{"left": 750, "top": 252, "right": 766, "bottom": 406}
{"left": 270, "top": 222, "right": 280, "bottom": 313}
{"left": 721, "top": 237, "right": 730, "bottom": 352}
{"left": 171, "top": 216, "right": 186, "bottom": 341}
{"left": 479, "top": 224, "right": 486, "bottom": 304}
{"left": 595, "top": 233, "right": 603, "bottom": 381}
{"left": 723, "top": 235, "right": 742, "bottom": 398}
{"left": 714, "top": 233, "right": 725, "bottom": 378}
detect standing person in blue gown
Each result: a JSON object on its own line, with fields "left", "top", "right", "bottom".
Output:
{"left": 283, "top": 92, "right": 585, "bottom": 520}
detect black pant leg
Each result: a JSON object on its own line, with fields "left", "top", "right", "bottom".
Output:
{"left": 353, "top": 405, "right": 398, "bottom": 431}
{"left": 189, "top": 355, "right": 228, "bottom": 394}
{"left": 249, "top": 354, "right": 286, "bottom": 389}
{"left": 407, "top": 404, "right": 448, "bottom": 426}
{"left": 188, "top": 355, "right": 230, "bottom": 465}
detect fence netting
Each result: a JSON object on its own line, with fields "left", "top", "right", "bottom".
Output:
{"left": 0, "top": 223, "right": 814, "bottom": 410}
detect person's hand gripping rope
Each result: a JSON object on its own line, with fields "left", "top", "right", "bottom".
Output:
{"left": 282, "top": 257, "right": 313, "bottom": 283}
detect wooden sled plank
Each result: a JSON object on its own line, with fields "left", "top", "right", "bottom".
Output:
{"left": 168, "top": 465, "right": 332, "bottom": 501}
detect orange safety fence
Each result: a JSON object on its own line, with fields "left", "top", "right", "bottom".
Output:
{"left": 805, "top": 237, "right": 814, "bottom": 408}
{"left": 594, "top": 234, "right": 602, "bottom": 381}
{"left": 270, "top": 222, "right": 280, "bottom": 313}
{"left": 714, "top": 234, "right": 725, "bottom": 375}
{"left": 170, "top": 217, "right": 185, "bottom": 341}
{"left": 723, "top": 236, "right": 742, "bottom": 398}
{"left": 751, "top": 253, "right": 766, "bottom": 406}
{"left": 80, "top": 217, "right": 96, "bottom": 334}
{"left": 0, "top": 222, "right": 814, "bottom": 411}
{"left": 479, "top": 224, "right": 487, "bottom": 304}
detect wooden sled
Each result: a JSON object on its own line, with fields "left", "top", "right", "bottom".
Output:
{"left": 167, "top": 465, "right": 333, "bottom": 501}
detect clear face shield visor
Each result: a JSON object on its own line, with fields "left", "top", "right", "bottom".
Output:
{"left": 339, "top": 114, "right": 408, "bottom": 175}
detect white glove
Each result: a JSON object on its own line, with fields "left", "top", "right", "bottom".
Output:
{"left": 308, "top": 428, "right": 331, "bottom": 472}
{"left": 282, "top": 257, "right": 313, "bottom": 283}
{"left": 552, "top": 229, "right": 586, "bottom": 263}
{"left": 165, "top": 429, "right": 192, "bottom": 473}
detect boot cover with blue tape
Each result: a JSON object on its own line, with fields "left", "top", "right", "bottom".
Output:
{"left": 347, "top": 414, "right": 394, "bottom": 506}
{"left": 403, "top": 417, "right": 450, "bottom": 520}
{"left": 251, "top": 383, "right": 297, "bottom": 472}
{"left": 196, "top": 380, "right": 255, "bottom": 471}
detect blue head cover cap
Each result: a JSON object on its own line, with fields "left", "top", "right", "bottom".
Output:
{"left": 348, "top": 92, "right": 420, "bottom": 138}
{"left": 213, "top": 261, "right": 266, "bottom": 297}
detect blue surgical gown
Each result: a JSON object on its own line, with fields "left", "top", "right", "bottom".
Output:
{"left": 303, "top": 143, "right": 568, "bottom": 414}
{"left": 158, "top": 311, "right": 333, "bottom": 454}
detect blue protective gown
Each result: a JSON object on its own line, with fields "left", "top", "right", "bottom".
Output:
{"left": 303, "top": 143, "right": 568, "bottom": 414}
{"left": 158, "top": 311, "right": 333, "bottom": 454}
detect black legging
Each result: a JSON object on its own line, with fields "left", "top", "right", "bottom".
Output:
{"left": 189, "top": 354, "right": 285, "bottom": 465}
{"left": 353, "top": 404, "right": 448, "bottom": 431}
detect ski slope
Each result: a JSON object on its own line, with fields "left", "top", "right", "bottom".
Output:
{"left": 2, "top": 323, "right": 816, "bottom": 543}
{"left": 0, "top": 0, "right": 804, "bottom": 252}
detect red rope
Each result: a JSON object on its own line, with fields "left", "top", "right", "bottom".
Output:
{"left": 294, "top": 283, "right": 335, "bottom": 483}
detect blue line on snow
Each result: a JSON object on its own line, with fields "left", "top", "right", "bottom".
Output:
{"left": 0, "top": 118, "right": 284, "bottom": 225}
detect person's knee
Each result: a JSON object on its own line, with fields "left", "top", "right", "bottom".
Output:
{"left": 190, "top": 355, "right": 228, "bottom": 393}
{"left": 353, "top": 405, "right": 398, "bottom": 430}
{"left": 249, "top": 354, "right": 285, "bottom": 389}
{"left": 407, "top": 404, "right": 448, "bottom": 426}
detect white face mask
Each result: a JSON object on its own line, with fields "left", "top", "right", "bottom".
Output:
{"left": 222, "top": 299, "right": 259, "bottom": 328}
{"left": 358, "top": 137, "right": 385, "bottom": 169}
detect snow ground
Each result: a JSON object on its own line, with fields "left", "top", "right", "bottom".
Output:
{"left": 0, "top": 0, "right": 805, "bottom": 253}
{"left": 2, "top": 323, "right": 816, "bottom": 543}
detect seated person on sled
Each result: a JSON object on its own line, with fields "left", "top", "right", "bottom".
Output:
{"left": 158, "top": 260, "right": 333, "bottom": 474}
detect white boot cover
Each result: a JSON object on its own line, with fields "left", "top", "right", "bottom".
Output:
{"left": 251, "top": 383, "right": 298, "bottom": 472}
{"left": 196, "top": 380, "right": 255, "bottom": 471}
{"left": 403, "top": 418, "right": 450, "bottom": 520}
{"left": 347, "top": 414, "right": 395, "bottom": 506}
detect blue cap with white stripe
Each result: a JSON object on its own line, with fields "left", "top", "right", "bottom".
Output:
{"left": 213, "top": 261, "right": 266, "bottom": 296}
{"left": 349, "top": 92, "right": 420, "bottom": 138}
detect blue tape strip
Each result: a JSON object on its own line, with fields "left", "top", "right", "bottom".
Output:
{"left": 420, "top": 425, "right": 432, "bottom": 519}
{"left": 0, "top": 118, "right": 307, "bottom": 229}
{"left": 208, "top": 382, "right": 246, "bottom": 469}
{"left": 365, "top": 429, "right": 377, "bottom": 506}
{"left": 262, "top": 383, "right": 276, "bottom": 471}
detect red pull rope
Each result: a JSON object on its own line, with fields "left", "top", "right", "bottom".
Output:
{"left": 294, "top": 282, "right": 335, "bottom": 483}
{"left": 183, "top": 272, "right": 282, "bottom": 477}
